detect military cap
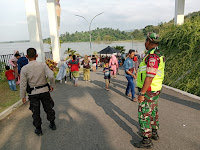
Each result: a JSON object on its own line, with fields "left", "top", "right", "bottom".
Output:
{"left": 146, "top": 32, "right": 160, "bottom": 44}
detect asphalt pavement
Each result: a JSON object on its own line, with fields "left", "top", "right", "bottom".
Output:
{"left": 0, "top": 67, "right": 199, "bottom": 150}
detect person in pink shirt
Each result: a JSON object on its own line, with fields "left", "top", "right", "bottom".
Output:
{"left": 109, "top": 54, "right": 118, "bottom": 78}
{"left": 9, "top": 50, "right": 19, "bottom": 84}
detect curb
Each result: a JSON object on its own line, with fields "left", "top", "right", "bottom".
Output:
{"left": 0, "top": 99, "right": 23, "bottom": 121}
{"left": 163, "top": 84, "right": 200, "bottom": 101}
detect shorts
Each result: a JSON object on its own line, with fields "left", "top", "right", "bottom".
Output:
{"left": 92, "top": 63, "right": 96, "bottom": 67}
{"left": 105, "top": 79, "right": 109, "bottom": 85}
{"left": 72, "top": 71, "right": 79, "bottom": 78}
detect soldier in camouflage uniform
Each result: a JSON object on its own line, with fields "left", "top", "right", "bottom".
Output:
{"left": 138, "top": 90, "right": 160, "bottom": 137}
{"left": 133, "top": 33, "right": 165, "bottom": 149}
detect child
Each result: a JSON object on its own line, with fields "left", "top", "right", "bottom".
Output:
{"left": 5, "top": 66, "right": 17, "bottom": 91}
{"left": 69, "top": 55, "right": 80, "bottom": 86}
{"left": 103, "top": 62, "right": 112, "bottom": 91}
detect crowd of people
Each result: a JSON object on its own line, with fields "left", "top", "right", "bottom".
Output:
{"left": 4, "top": 32, "right": 164, "bottom": 149}
{"left": 5, "top": 50, "right": 29, "bottom": 91}
{"left": 54, "top": 52, "right": 141, "bottom": 91}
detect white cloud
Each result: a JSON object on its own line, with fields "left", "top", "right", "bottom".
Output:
{"left": 0, "top": 24, "right": 16, "bottom": 27}
{"left": 16, "top": 21, "right": 27, "bottom": 25}
{"left": 0, "top": 0, "right": 200, "bottom": 41}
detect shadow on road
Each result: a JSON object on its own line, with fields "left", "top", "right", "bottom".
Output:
{"left": 0, "top": 82, "right": 112, "bottom": 150}
{"left": 160, "top": 93, "right": 200, "bottom": 111}
{"left": 90, "top": 79, "right": 141, "bottom": 142}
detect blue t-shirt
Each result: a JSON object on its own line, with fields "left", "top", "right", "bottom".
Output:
{"left": 123, "top": 57, "right": 135, "bottom": 77}
{"left": 17, "top": 57, "right": 28, "bottom": 74}
{"left": 103, "top": 67, "right": 111, "bottom": 79}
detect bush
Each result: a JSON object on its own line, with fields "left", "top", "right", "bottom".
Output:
{"left": 0, "top": 62, "right": 6, "bottom": 82}
{"left": 159, "top": 16, "right": 200, "bottom": 96}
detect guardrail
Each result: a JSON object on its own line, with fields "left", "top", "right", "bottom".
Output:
{"left": 44, "top": 51, "right": 53, "bottom": 60}
{"left": 0, "top": 51, "right": 53, "bottom": 71}
{"left": 0, "top": 53, "right": 25, "bottom": 71}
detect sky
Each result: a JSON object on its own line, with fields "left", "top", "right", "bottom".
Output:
{"left": 0, "top": 0, "right": 200, "bottom": 42}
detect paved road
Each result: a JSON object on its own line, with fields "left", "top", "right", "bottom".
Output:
{"left": 0, "top": 68, "right": 200, "bottom": 150}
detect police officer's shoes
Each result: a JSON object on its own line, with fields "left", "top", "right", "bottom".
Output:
{"left": 35, "top": 128, "right": 43, "bottom": 136}
{"left": 133, "top": 137, "right": 153, "bottom": 149}
{"left": 49, "top": 122, "right": 56, "bottom": 130}
{"left": 151, "top": 129, "right": 159, "bottom": 140}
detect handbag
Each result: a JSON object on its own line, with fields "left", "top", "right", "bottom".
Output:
{"left": 129, "top": 67, "right": 134, "bottom": 73}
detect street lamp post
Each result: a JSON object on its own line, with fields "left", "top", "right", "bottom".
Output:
{"left": 75, "top": 12, "right": 104, "bottom": 55}
{"left": 130, "top": 35, "right": 134, "bottom": 49}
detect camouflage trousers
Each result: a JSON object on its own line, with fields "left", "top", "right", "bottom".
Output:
{"left": 138, "top": 90, "right": 161, "bottom": 138}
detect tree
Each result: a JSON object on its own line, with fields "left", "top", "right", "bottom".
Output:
{"left": 70, "top": 50, "right": 77, "bottom": 55}
{"left": 93, "top": 51, "right": 98, "bottom": 55}
{"left": 113, "top": 46, "right": 125, "bottom": 54}
{"left": 46, "top": 40, "right": 52, "bottom": 51}
{"left": 95, "top": 36, "right": 101, "bottom": 42}
{"left": 65, "top": 48, "right": 79, "bottom": 56}
{"left": 56, "top": 27, "right": 132, "bottom": 43}
{"left": 103, "top": 35, "right": 112, "bottom": 42}
{"left": 130, "top": 29, "right": 144, "bottom": 40}
{"left": 143, "top": 25, "right": 154, "bottom": 35}
{"left": 65, "top": 48, "right": 73, "bottom": 55}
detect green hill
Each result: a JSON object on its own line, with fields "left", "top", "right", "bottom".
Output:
{"left": 45, "top": 28, "right": 133, "bottom": 43}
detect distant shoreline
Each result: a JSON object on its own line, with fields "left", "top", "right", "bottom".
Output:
{"left": 0, "top": 39, "right": 144, "bottom": 44}
{"left": 0, "top": 40, "right": 30, "bottom": 44}
{"left": 45, "top": 40, "right": 145, "bottom": 44}
{"left": 93, "top": 40, "right": 144, "bottom": 44}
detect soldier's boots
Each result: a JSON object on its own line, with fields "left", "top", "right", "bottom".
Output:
{"left": 133, "top": 137, "right": 153, "bottom": 149}
{"left": 49, "top": 121, "right": 56, "bottom": 130}
{"left": 151, "top": 129, "right": 159, "bottom": 140}
{"left": 35, "top": 127, "right": 43, "bottom": 136}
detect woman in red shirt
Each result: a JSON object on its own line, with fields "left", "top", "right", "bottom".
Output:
{"left": 69, "top": 55, "right": 80, "bottom": 86}
{"left": 5, "top": 66, "right": 17, "bottom": 91}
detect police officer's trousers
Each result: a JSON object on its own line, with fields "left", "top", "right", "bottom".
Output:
{"left": 29, "top": 92, "right": 55, "bottom": 128}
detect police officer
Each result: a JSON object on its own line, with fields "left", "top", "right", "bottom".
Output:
{"left": 20, "top": 48, "right": 56, "bottom": 136}
{"left": 133, "top": 33, "right": 165, "bottom": 148}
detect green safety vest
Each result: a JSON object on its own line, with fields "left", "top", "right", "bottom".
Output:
{"left": 137, "top": 48, "right": 165, "bottom": 91}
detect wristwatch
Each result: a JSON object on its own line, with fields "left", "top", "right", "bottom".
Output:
{"left": 138, "top": 92, "right": 145, "bottom": 96}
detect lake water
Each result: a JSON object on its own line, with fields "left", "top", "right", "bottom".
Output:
{"left": 0, "top": 41, "right": 145, "bottom": 56}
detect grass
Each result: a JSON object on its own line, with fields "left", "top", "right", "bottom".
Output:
{"left": 0, "top": 81, "right": 21, "bottom": 113}
{"left": 0, "top": 68, "right": 84, "bottom": 113}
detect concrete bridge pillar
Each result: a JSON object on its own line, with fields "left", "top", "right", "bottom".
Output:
{"left": 175, "top": 0, "right": 185, "bottom": 25}
{"left": 47, "top": 0, "right": 61, "bottom": 63}
{"left": 24, "top": 0, "right": 45, "bottom": 62}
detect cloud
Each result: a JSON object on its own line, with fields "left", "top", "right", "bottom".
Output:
{"left": 0, "top": 0, "right": 200, "bottom": 42}
{"left": 16, "top": 21, "right": 27, "bottom": 25}
{"left": 0, "top": 23, "right": 16, "bottom": 27}
{"left": 59, "top": 0, "right": 175, "bottom": 32}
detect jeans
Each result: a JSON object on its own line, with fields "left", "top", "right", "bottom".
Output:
{"left": 8, "top": 80, "right": 17, "bottom": 91}
{"left": 125, "top": 76, "right": 135, "bottom": 99}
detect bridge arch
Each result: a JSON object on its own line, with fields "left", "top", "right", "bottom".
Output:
{"left": 24, "top": 0, "right": 60, "bottom": 62}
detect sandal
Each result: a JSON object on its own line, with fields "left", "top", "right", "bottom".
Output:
{"left": 132, "top": 98, "right": 137, "bottom": 102}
